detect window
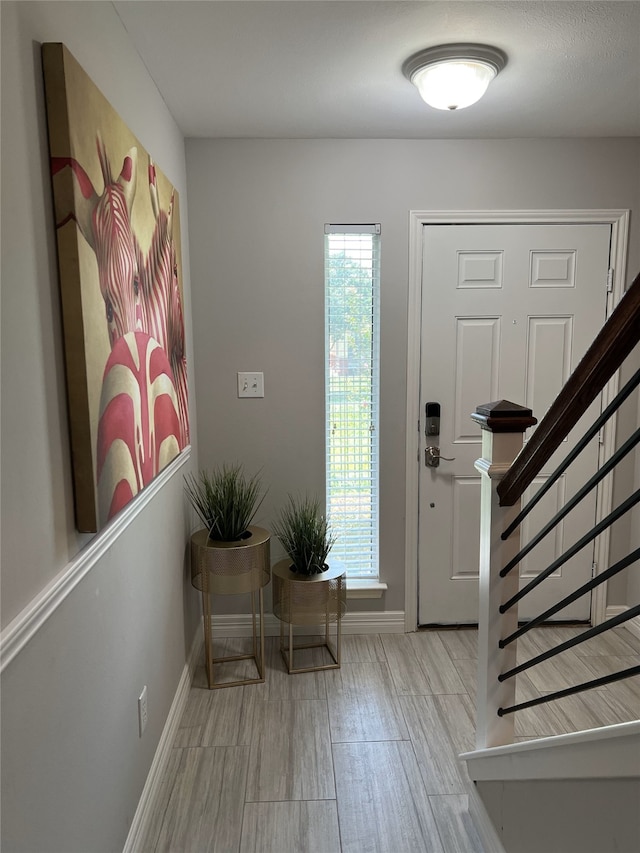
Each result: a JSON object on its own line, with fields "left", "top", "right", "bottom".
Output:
{"left": 324, "top": 224, "right": 380, "bottom": 579}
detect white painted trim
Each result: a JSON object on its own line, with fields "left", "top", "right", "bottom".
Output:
{"left": 592, "top": 210, "right": 631, "bottom": 625}
{"left": 610, "top": 610, "right": 640, "bottom": 647}
{"left": 606, "top": 604, "right": 630, "bottom": 621}
{"left": 0, "top": 449, "right": 191, "bottom": 672}
{"left": 346, "top": 579, "right": 388, "bottom": 599}
{"left": 405, "top": 210, "right": 630, "bottom": 631}
{"left": 205, "top": 610, "right": 406, "bottom": 637}
{"left": 625, "top": 614, "right": 640, "bottom": 644}
{"left": 123, "top": 627, "right": 202, "bottom": 853}
{"left": 461, "top": 720, "right": 640, "bottom": 782}
{"left": 404, "top": 209, "right": 425, "bottom": 632}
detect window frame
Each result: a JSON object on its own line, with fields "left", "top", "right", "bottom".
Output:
{"left": 324, "top": 223, "right": 381, "bottom": 582}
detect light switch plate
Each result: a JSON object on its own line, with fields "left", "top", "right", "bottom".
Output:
{"left": 237, "top": 372, "right": 264, "bottom": 398}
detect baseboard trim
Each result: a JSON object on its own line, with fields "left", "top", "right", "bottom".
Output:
{"left": 123, "top": 627, "right": 202, "bottom": 853}
{"left": 208, "top": 610, "right": 406, "bottom": 637}
{"left": 605, "top": 604, "right": 629, "bottom": 620}
{"left": 0, "top": 449, "right": 190, "bottom": 673}
{"left": 605, "top": 605, "right": 640, "bottom": 644}
{"left": 622, "top": 611, "right": 640, "bottom": 643}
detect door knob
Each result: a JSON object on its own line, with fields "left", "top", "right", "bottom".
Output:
{"left": 425, "top": 445, "right": 456, "bottom": 468}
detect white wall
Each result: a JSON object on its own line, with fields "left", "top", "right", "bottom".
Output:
{"left": 477, "top": 778, "right": 640, "bottom": 853}
{"left": 0, "top": 3, "right": 199, "bottom": 851}
{"left": 186, "top": 137, "right": 640, "bottom": 615}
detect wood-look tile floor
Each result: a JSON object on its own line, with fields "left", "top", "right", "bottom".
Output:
{"left": 141, "top": 626, "right": 640, "bottom": 853}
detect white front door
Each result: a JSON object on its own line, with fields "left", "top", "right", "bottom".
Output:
{"left": 417, "top": 223, "right": 611, "bottom": 625}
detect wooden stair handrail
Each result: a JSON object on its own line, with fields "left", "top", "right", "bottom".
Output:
{"left": 498, "top": 271, "right": 640, "bottom": 507}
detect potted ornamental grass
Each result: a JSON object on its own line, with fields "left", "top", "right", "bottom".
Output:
{"left": 184, "top": 462, "right": 265, "bottom": 543}
{"left": 271, "top": 495, "right": 344, "bottom": 674}
{"left": 272, "top": 494, "right": 337, "bottom": 575}
{"left": 185, "top": 463, "right": 270, "bottom": 689}
{"left": 184, "top": 463, "right": 270, "bottom": 581}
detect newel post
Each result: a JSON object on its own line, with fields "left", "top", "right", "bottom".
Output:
{"left": 472, "top": 400, "right": 537, "bottom": 749}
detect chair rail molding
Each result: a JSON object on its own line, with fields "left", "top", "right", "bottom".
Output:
{"left": 1, "top": 449, "right": 191, "bottom": 672}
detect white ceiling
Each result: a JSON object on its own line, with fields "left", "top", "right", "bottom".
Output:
{"left": 114, "top": 1, "right": 640, "bottom": 139}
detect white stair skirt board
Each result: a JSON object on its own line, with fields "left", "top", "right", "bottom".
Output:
{"left": 462, "top": 722, "right": 640, "bottom": 853}
{"left": 461, "top": 720, "right": 640, "bottom": 782}
{"left": 123, "top": 627, "right": 202, "bottom": 853}
{"left": 205, "top": 610, "right": 406, "bottom": 637}
{"left": 465, "top": 777, "right": 507, "bottom": 853}
{"left": 476, "top": 777, "right": 640, "bottom": 853}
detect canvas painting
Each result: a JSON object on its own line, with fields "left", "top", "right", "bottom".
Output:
{"left": 42, "top": 43, "right": 189, "bottom": 533}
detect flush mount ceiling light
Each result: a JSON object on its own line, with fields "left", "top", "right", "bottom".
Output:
{"left": 403, "top": 43, "right": 507, "bottom": 111}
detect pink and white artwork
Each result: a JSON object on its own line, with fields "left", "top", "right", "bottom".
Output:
{"left": 42, "top": 43, "right": 189, "bottom": 532}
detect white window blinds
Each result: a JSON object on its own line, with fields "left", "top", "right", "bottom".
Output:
{"left": 324, "top": 224, "right": 380, "bottom": 579}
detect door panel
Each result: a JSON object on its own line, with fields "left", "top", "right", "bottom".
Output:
{"left": 418, "top": 223, "right": 611, "bottom": 625}
{"left": 519, "top": 474, "right": 566, "bottom": 580}
{"left": 453, "top": 317, "right": 500, "bottom": 442}
{"left": 451, "top": 476, "right": 482, "bottom": 578}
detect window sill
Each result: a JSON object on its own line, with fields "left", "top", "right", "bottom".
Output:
{"left": 346, "top": 579, "right": 388, "bottom": 600}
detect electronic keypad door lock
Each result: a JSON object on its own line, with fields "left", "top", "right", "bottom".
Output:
{"left": 425, "top": 402, "right": 441, "bottom": 437}
{"left": 424, "top": 402, "right": 455, "bottom": 467}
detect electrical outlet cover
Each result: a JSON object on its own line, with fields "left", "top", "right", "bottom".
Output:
{"left": 138, "top": 685, "right": 148, "bottom": 736}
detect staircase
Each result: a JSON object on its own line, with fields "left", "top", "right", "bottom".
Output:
{"left": 463, "top": 272, "right": 640, "bottom": 853}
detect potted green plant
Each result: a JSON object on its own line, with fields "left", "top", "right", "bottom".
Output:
{"left": 272, "top": 494, "right": 337, "bottom": 575}
{"left": 271, "top": 495, "right": 344, "bottom": 674}
{"left": 184, "top": 463, "right": 270, "bottom": 689}
{"left": 184, "top": 462, "right": 265, "bottom": 542}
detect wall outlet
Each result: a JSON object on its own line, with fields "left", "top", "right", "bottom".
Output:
{"left": 237, "top": 371, "right": 264, "bottom": 398}
{"left": 138, "top": 685, "right": 148, "bottom": 736}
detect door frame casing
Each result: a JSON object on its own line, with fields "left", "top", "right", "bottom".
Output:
{"left": 404, "top": 209, "right": 631, "bottom": 632}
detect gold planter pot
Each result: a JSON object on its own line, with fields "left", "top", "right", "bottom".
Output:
{"left": 190, "top": 526, "right": 270, "bottom": 688}
{"left": 272, "top": 559, "right": 346, "bottom": 673}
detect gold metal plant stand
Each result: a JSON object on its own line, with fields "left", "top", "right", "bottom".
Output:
{"left": 272, "top": 559, "right": 346, "bottom": 674}
{"left": 190, "top": 526, "right": 270, "bottom": 689}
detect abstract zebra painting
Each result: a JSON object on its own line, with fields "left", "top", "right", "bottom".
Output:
{"left": 42, "top": 43, "right": 189, "bottom": 532}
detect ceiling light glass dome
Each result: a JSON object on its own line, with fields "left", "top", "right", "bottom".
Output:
{"left": 403, "top": 44, "right": 507, "bottom": 111}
